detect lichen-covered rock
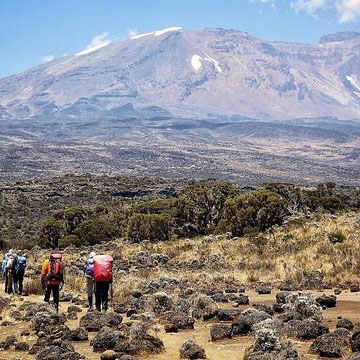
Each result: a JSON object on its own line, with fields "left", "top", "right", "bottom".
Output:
{"left": 316, "top": 295, "right": 337, "bottom": 308}
{"left": 68, "top": 328, "right": 88, "bottom": 341}
{"left": 179, "top": 339, "right": 206, "bottom": 359}
{"left": 310, "top": 334, "right": 343, "bottom": 358}
{"left": 337, "top": 319, "right": 354, "bottom": 331}
{"left": 79, "top": 312, "right": 122, "bottom": 332}
{"left": 210, "top": 323, "right": 232, "bottom": 341}
{"left": 296, "top": 318, "right": 329, "bottom": 340}
{"left": 91, "top": 326, "right": 125, "bottom": 351}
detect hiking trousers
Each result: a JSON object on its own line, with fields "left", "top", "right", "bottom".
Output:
{"left": 44, "top": 284, "right": 60, "bottom": 307}
{"left": 6, "top": 270, "right": 14, "bottom": 294}
{"left": 95, "top": 281, "right": 110, "bottom": 312}
{"left": 86, "top": 276, "right": 94, "bottom": 297}
{"left": 14, "top": 269, "right": 25, "bottom": 294}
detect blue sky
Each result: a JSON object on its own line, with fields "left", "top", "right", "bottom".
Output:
{"left": 1, "top": 0, "right": 360, "bottom": 78}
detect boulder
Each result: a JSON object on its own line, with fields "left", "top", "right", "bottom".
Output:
{"left": 68, "top": 328, "right": 88, "bottom": 341}
{"left": 316, "top": 295, "right": 337, "bottom": 308}
{"left": 163, "top": 312, "right": 195, "bottom": 333}
{"left": 352, "top": 331, "right": 360, "bottom": 352}
{"left": 310, "top": 334, "right": 343, "bottom": 358}
{"left": 179, "top": 339, "right": 206, "bottom": 359}
{"left": 296, "top": 318, "right": 329, "bottom": 340}
{"left": 236, "top": 294, "right": 250, "bottom": 305}
{"left": 276, "top": 291, "right": 291, "bottom": 305}
{"left": 15, "top": 342, "right": 30, "bottom": 351}
{"left": 231, "top": 317, "right": 252, "bottom": 336}
{"left": 91, "top": 326, "right": 125, "bottom": 351}
{"left": 252, "top": 304, "right": 274, "bottom": 316}
{"left": 337, "top": 319, "right": 354, "bottom": 331}
{"left": 350, "top": 284, "right": 360, "bottom": 293}
{"left": 79, "top": 312, "right": 122, "bottom": 332}
{"left": 210, "top": 323, "right": 232, "bottom": 341}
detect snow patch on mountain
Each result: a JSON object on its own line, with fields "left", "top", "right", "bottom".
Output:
{"left": 131, "top": 27, "right": 182, "bottom": 40}
{"left": 191, "top": 55, "right": 203, "bottom": 71}
{"left": 204, "top": 53, "right": 222, "bottom": 73}
{"left": 346, "top": 75, "right": 360, "bottom": 98}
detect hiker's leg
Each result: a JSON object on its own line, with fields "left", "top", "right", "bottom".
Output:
{"left": 87, "top": 277, "right": 94, "bottom": 308}
{"left": 95, "top": 282, "right": 101, "bottom": 311}
{"left": 53, "top": 285, "right": 59, "bottom": 311}
{"left": 13, "top": 272, "right": 18, "bottom": 294}
{"left": 5, "top": 271, "right": 8, "bottom": 292}
{"left": 18, "top": 270, "right": 24, "bottom": 294}
{"left": 103, "top": 282, "right": 110, "bottom": 312}
{"left": 8, "top": 272, "right": 13, "bottom": 293}
{"left": 44, "top": 284, "right": 51, "bottom": 303}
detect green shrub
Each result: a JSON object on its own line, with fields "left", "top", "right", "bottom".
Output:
{"left": 127, "top": 213, "right": 172, "bottom": 243}
{"left": 320, "top": 196, "right": 344, "bottom": 213}
{"left": 74, "top": 218, "right": 118, "bottom": 245}
{"left": 222, "top": 189, "right": 288, "bottom": 236}
{"left": 59, "top": 235, "right": 82, "bottom": 248}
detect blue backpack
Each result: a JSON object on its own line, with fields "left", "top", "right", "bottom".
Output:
{"left": 17, "top": 256, "right": 27, "bottom": 271}
{"left": 85, "top": 258, "right": 94, "bottom": 277}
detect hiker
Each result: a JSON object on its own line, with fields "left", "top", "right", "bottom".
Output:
{"left": 2, "top": 252, "right": 9, "bottom": 291}
{"left": 14, "top": 250, "right": 26, "bottom": 295}
{"left": 84, "top": 251, "right": 96, "bottom": 309}
{"left": 93, "top": 255, "right": 113, "bottom": 312}
{"left": 41, "top": 250, "right": 64, "bottom": 312}
{"left": 5, "top": 250, "right": 17, "bottom": 294}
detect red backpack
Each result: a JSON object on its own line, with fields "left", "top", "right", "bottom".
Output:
{"left": 49, "top": 253, "right": 64, "bottom": 282}
{"left": 93, "top": 255, "right": 113, "bottom": 282}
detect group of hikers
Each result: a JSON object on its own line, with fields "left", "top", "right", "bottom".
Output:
{"left": 2, "top": 249, "right": 113, "bottom": 313}
{"left": 1, "top": 249, "right": 27, "bottom": 295}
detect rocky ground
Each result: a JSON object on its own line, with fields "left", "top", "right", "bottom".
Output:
{"left": 0, "top": 274, "right": 360, "bottom": 359}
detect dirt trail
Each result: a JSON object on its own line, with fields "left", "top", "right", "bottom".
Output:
{"left": 0, "top": 287, "right": 359, "bottom": 359}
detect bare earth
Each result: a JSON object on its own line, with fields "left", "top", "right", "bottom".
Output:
{"left": 0, "top": 287, "right": 359, "bottom": 359}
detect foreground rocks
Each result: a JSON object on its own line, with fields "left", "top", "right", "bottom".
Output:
{"left": 180, "top": 339, "right": 206, "bottom": 359}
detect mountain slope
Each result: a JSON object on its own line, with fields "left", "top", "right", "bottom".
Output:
{"left": 1, "top": 27, "right": 360, "bottom": 120}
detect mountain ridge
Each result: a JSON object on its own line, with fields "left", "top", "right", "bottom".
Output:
{"left": 1, "top": 27, "right": 360, "bottom": 121}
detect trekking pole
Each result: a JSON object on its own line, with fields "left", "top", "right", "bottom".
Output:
{"left": 111, "top": 282, "right": 114, "bottom": 310}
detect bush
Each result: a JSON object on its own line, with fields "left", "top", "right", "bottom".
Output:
{"left": 74, "top": 218, "right": 118, "bottom": 245}
{"left": 320, "top": 196, "right": 343, "bottom": 213}
{"left": 127, "top": 213, "right": 172, "bottom": 243}
{"left": 328, "top": 231, "right": 346, "bottom": 244}
{"left": 222, "top": 189, "right": 288, "bottom": 236}
{"left": 59, "top": 235, "right": 82, "bottom": 248}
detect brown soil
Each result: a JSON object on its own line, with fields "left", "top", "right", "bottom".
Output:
{"left": 0, "top": 288, "right": 359, "bottom": 359}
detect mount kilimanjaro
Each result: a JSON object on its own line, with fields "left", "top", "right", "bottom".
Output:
{"left": 1, "top": 28, "right": 360, "bottom": 184}
{"left": 1, "top": 27, "right": 360, "bottom": 121}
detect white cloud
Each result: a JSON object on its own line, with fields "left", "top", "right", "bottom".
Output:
{"left": 249, "top": 0, "right": 360, "bottom": 22}
{"left": 126, "top": 28, "right": 138, "bottom": 38}
{"left": 42, "top": 55, "right": 55, "bottom": 63}
{"left": 76, "top": 32, "right": 111, "bottom": 56}
{"left": 336, "top": 0, "right": 360, "bottom": 23}
{"left": 291, "top": 0, "right": 328, "bottom": 14}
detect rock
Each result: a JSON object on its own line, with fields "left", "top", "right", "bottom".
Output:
{"left": 273, "top": 303, "right": 285, "bottom": 313}
{"left": 59, "top": 293, "right": 73, "bottom": 302}
{"left": 31, "top": 305, "right": 66, "bottom": 333}
{"left": 15, "top": 342, "right": 30, "bottom": 351}
{"left": 296, "top": 318, "right": 329, "bottom": 340}
{"left": 252, "top": 304, "right": 274, "bottom": 316}
{"left": 253, "top": 328, "right": 281, "bottom": 353}
{"left": 119, "top": 356, "right": 136, "bottom": 360}
{"left": 337, "top": 319, "right": 354, "bottom": 331}
{"left": 334, "top": 289, "right": 342, "bottom": 295}
{"left": 101, "top": 350, "right": 117, "bottom": 360}
{"left": 67, "top": 305, "right": 82, "bottom": 313}
{"left": 20, "top": 330, "right": 30, "bottom": 336}
{"left": 217, "top": 309, "right": 235, "bottom": 321}
{"left": 352, "top": 331, "right": 360, "bottom": 352}
{"left": 68, "top": 328, "right": 88, "bottom": 341}
{"left": 79, "top": 312, "right": 122, "bottom": 332}
{"left": 276, "top": 291, "right": 291, "bottom": 305}
{"left": 316, "top": 295, "right": 337, "bottom": 308}
{"left": 350, "top": 284, "right": 360, "bottom": 293}
{"left": 191, "top": 295, "right": 218, "bottom": 321}
{"left": 91, "top": 326, "right": 125, "bottom": 351}
{"left": 67, "top": 312, "right": 78, "bottom": 320}
{"left": 151, "top": 292, "right": 174, "bottom": 314}
{"left": 163, "top": 312, "right": 195, "bottom": 333}
{"left": 3, "top": 335, "right": 18, "bottom": 349}
{"left": 310, "top": 334, "right": 343, "bottom": 358}
{"left": 231, "top": 317, "right": 252, "bottom": 336}
{"left": 113, "top": 303, "right": 128, "bottom": 314}
{"left": 179, "top": 339, "right": 206, "bottom": 359}
{"left": 256, "top": 286, "right": 271, "bottom": 295}
{"left": 236, "top": 295, "right": 250, "bottom": 305}
{"left": 210, "top": 323, "right": 232, "bottom": 341}
{"left": 241, "top": 308, "right": 272, "bottom": 329}
{"left": 114, "top": 332, "right": 164, "bottom": 355}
